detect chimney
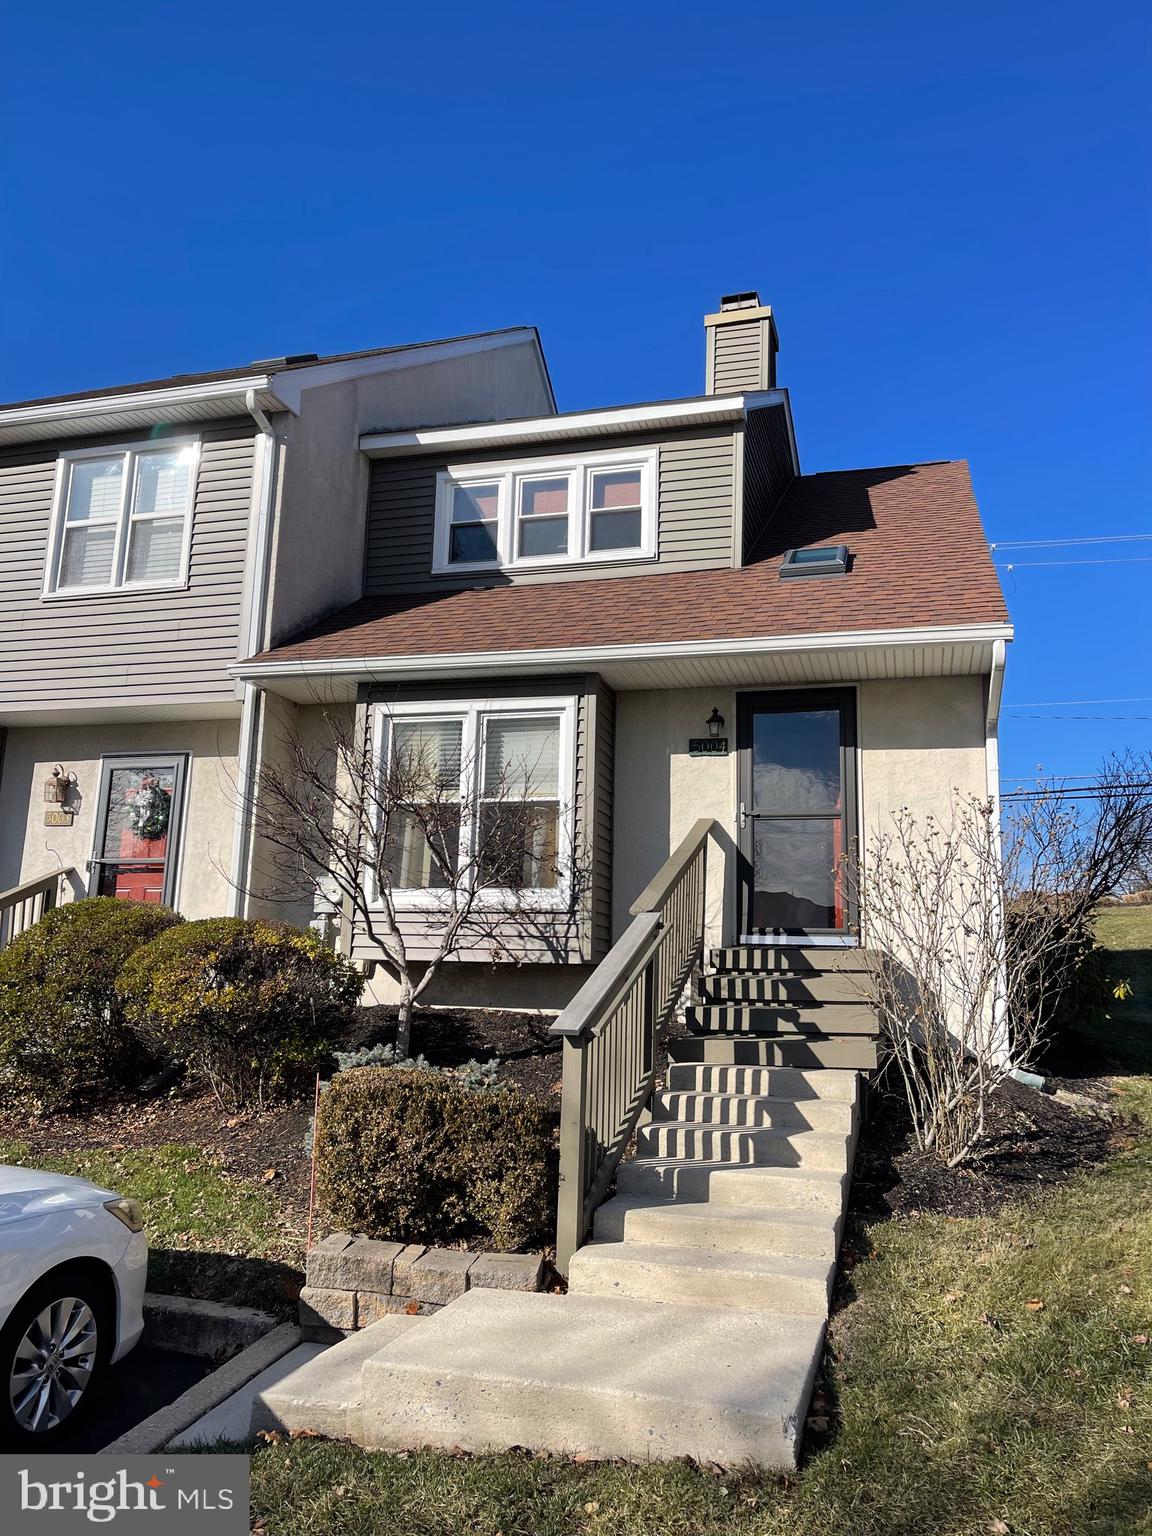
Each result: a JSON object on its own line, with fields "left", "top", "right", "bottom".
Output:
{"left": 704, "top": 291, "right": 779, "bottom": 394}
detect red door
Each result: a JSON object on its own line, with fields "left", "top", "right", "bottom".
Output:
{"left": 93, "top": 762, "right": 181, "bottom": 904}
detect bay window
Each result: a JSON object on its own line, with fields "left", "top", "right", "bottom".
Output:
{"left": 373, "top": 698, "right": 575, "bottom": 905}
{"left": 433, "top": 446, "right": 657, "bottom": 573}
{"left": 45, "top": 437, "right": 199, "bottom": 596}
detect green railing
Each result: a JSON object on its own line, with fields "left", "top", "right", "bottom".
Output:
{"left": 552, "top": 818, "right": 719, "bottom": 1274}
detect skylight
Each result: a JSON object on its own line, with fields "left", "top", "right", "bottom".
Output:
{"left": 779, "top": 544, "right": 849, "bottom": 579}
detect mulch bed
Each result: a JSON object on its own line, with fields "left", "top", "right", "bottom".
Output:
{"left": 850, "top": 1069, "right": 1124, "bottom": 1221}
{"left": 351, "top": 1005, "right": 563, "bottom": 1109}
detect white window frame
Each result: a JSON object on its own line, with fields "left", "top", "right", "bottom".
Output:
{"left": 432, "top": 446, "right": 658, "bottom": 575}
{"left": 368, "top": 696, "right": 577, "bottom": 911}
{"left": 42, "top": 435, "right": 200, "bottom": 599}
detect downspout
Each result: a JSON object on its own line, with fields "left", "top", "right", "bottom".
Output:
{"left": 226, "top": 390, "right": 280, "bottom": 916}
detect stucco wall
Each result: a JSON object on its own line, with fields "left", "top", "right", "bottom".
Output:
{"left": 856, "top": 676, "right": 989, "bottom": 838}
{"left": 612, "top": 686, "right": 739, "bottom": 949}
{"left": 0, "top": 719, "right": 241, "bottom": 918}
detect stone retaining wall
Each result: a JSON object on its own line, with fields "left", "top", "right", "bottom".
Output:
{"left": 300, "top": 1233, "right": 545, "bottom": 1339}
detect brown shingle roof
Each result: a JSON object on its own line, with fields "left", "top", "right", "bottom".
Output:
{"left": 249, "top": 460, "right": 1009, "bottom": 666}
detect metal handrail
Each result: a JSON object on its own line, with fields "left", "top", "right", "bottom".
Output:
{"left": 552, "top": 819, "right": 720, "bottom": 1273}
{"left": 0, "top": 868, "right": 73, "bottom": 951}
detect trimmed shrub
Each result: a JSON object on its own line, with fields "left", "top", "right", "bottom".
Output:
{"left": 315, "top": 1066, "right": 555, "bottom": 1250}
{"left": 118, "top": 917, "right": 361, "bottom": 1109}
{"left": 0, "top": 897, "right": 183, "bottom": 1110}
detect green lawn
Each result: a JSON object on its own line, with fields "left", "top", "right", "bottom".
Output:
{"left": 0, "top": 1141, "right": 303, "bottom": 1312}
{"left": 1091, "top": 906, "right": 1152, "bottom": 1070}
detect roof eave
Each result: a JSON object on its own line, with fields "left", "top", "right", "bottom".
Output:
{"left": 0, "top": 376, "right": 288, "bottom": 447}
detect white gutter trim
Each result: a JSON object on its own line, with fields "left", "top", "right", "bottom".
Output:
{"left": 0, "top": 374, "right": 281, "bottom": 430}
{"left": 358, "top": 390, "right": 787, "bottom": 456}
{"left": 231, "top": 621, "right": 1016, "bottom": 683}
{"left": 226, "top": 389, "right": 281, "bottom": 917}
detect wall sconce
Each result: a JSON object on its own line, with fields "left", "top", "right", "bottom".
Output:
{"left": 706, "top": 708, "right": 725, "bottom": 739}
{"left": 43, "top": 764, "right": 69, "bottom": 805}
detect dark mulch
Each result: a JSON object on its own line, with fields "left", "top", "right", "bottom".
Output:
{"left": 850, "top": 1068, "right": 1122, "bottom": 1221}
{"left": 351, "top": 1004, "right": 563, "bottom": 1110}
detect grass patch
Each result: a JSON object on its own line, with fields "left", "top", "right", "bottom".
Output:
{"left": 1074, "top": 906, "right": 1152, "bottom": 1074}
{"left": 0, "top": 1140, "right": 303, "bottom": 1312}
{"left": 197, "top": 1088, "right": 1152, "bottom": 1535}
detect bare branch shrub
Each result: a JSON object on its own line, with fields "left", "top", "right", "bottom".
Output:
{"left": 853, "top": 752, "right": 1152, "bottom": 1165}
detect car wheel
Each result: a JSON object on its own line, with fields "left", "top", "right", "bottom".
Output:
{"left": 0, "top": 1267, "right": 110, "bottom": 1445}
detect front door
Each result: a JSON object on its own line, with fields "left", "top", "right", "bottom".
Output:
{"left": 90, "top": 755, "right": 187, "bottom": 905}
{"left": 737, "top": 690, "right": 857, "bottom": 940}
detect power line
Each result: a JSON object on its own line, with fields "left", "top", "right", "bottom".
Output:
{"left": 1007, "top": 697, "right": 1152, "bottom": 708}
{"left": 995, "top": 556, "right": 1152, "bottom": 569}
{"left": 990, "top": 534, "right": 1152, "bottom": 550}
{"left": 1006, "top": 713, "right": 1152, "bottom": 721}
{"left": 1002, "top": 780, "right": 1152, "bottom": 801}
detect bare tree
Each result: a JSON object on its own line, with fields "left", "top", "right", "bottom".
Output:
{"left": 852, "top": 753, "right": 1152, "bottom": 1165}
{"left": 246, "top": 705, "right": 581, "bottom": 1056}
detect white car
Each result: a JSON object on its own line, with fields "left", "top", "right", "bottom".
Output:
{"left": 0, "top": 1164, "right": 147, "bottom": 1443}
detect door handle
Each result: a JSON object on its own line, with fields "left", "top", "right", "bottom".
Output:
{"left": 738, "top": 801, "right": 749, "bottom": 829}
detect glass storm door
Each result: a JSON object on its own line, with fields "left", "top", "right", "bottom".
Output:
{"left": 737, "top": 690, "right": 856, "bottom": 939}
{"left": 90, "top": 755, "right": 187, "bottom": 905}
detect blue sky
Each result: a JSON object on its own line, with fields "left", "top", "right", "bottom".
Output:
{"left": 2, "top": 2, "right": 1148, "bottom": 786}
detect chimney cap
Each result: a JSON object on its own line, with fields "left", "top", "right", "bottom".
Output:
{"left": 719, "top": 291, "right": 761, "bottom": 311}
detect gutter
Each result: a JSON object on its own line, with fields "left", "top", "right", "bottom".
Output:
{"left": 231, "top": 621, "right": 1017, "bottom": 685}
{"left": 985, "top": 636, "right": 1006, "bottom": 813}
{"left": 226, "top": 391, "right": 281, "bottom": 916}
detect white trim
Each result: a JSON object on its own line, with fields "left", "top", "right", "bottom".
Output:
{"left": 233, "top": 622, "right": 1016, "bottom": 684}
{"left": 42, "top": 435, "right": 201, "bottom": 599}
{"left": 985, "top": 636, "right": 1006, "bottom": 815}
{"left": 368, "top": 694, "right": 576, "bottom": 911}
{"left": 269, "top": 329, "right": 551, "bottom": 414}
{"left": 0, "top": 375, "right": 276, "bottom": 431}
{"left": 432, "top": 446, "right": 659, "bottom": 575}
{"left": 359, "top": 391, "right": 787, "bottom": 456}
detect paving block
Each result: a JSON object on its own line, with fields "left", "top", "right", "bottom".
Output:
{"left": 408, "top": 1247, "right": 477, "bottom": 1304}
{"left": 307, "top": 1236, "right": 404, "bottom": 1293}
{"left": 357, "top": 1292, "right": 440, "bottom": 1323}
{"left": 299, "top": 1286, "right": 357, "bottom": 1331}
{"left": 468, "top": 1252, "right": 545, "bottom": 1293}
{"left": 392, "top": 1243, "right": 429, "bottom": 1295}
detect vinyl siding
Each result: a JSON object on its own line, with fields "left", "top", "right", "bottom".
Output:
{"left": 0, "top": 423, "right": 255, "bottom": 712}
{"left": 709, "top": 318, "right": 767, "bottom": 393}
{"left": 349, "top": 674, "right": 613, "bottom": 966}
{"left": 364, "top": 426, "right": 737, "bottom": 594}
{"left": 741, "top": 403, "right": 795, "bottom": 561}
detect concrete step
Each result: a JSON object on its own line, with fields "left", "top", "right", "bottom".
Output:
{"left": 569, "top": 1239, "right": 834, "bottom": 1315}
{"left": 667, "top": 1035, "right": 879, "bottom": 1071}
{"left": 636, "top": 1120, "right": 850, "bottom": 1169}
{"left": 250, "top": 1315, "right": 424, "bottom": 1441}
{"left": 358, "top": 1288, "right": 825, "bottom": 1469}
{"left": 700, "top": 972, "right": 863, "bottom": 1005}
{"left": 710, "top": 946, "right": 873, "bottom": 974}
{"left": 617, "top": 1156, "right": 848, "bottom": 1210}
{"left": 665, "top": 1064, "right": 860, "bottom": 1102}
{"left": 592, "top": 1195, "right": 840, "bottom": 1260}
{"left": 685, "top": 1004, "right": 879, "bottom": 1037}
{"left": 652, "top": 1089, "right": 854, "bottom": 1131}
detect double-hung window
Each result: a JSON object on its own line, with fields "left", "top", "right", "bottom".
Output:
{"left": 373, "top": 698, "right": 575, "bottom": 906}
{"left": 433, "top": 446, "right": 657, "bottom": 573}
{"left": 45, "top": 438, "right": 199, "bottom": 596}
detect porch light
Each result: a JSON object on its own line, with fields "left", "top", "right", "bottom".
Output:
{"left": 43, "top": 765, "right": 68, "bottom": 805}
{"left": 706, "top": 708, "right": 725, "bottom": 739}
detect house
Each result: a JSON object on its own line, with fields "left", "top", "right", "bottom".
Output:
{"left": 0, "top": 328, "right": 554, "bottom": 935}
{"left": 232, "top": 293, "right": 1012, "bottom": 1011}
